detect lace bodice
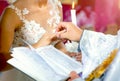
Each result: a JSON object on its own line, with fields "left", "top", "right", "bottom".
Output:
{"left": 8, "top": 0, "right": 62, "bottom": 47}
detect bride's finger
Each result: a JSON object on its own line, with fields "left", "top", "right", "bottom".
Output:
{"left": 56, "top": 29, "right": 67, "bottom": 38}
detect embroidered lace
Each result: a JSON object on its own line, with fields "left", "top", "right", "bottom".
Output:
{"left": 8, "top": 1, "right": 62, "bottom": 47}
{"left": 1, "top": 1, "right": 63, "bottom": 81}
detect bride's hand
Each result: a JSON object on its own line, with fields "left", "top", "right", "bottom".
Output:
{"left": 67, "top": 52, "right": 82, "bottom": 62}
{"left": 33, "top": 32, "right": 57, "bottom": 48}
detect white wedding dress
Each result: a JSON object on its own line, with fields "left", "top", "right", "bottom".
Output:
{"left": 3, "top": 0, "right": 119, "bottom": 81}
{"left": 0, "top": 0, "right": 63, "bottom": 81}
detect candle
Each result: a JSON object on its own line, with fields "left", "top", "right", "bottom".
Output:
{"left": 71, "top": 0, "right": 77, "bottom": 25}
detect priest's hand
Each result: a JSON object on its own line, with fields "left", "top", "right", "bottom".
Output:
{"left": 56, "top": 22, "right": 83, "bottom": 42}
{"left": 66, "top": 71, "right": 80, "bottom": 81}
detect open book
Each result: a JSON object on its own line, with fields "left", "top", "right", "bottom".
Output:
{"left": 7, "top": 45, "right": 82, "bottom": 81}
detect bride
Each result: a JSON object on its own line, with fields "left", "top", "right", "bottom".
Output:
{"left": 0, "top": 0, "right": 81, "bottom": 81}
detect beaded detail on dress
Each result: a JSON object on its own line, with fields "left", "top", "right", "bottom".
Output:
{"left": 8, "top": 1, "right": 62, "bottom": 47}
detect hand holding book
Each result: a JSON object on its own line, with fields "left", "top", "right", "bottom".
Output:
{"left": 7, "top": 45, "right": 82, "bottom": 81}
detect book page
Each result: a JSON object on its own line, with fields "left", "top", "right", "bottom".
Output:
{"left": 36, "top": 45, "right": 82, "bottom": 75}
{"left": 7, "top": 45, "right": 82, "bottom": 81}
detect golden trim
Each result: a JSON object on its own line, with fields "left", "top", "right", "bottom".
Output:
{"left": 85, "top": 49, "right": 118, "bottom": 81}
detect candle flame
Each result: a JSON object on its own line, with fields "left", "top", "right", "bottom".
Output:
{"left": 72, "top": 0, "right": 75, "bottom": 9}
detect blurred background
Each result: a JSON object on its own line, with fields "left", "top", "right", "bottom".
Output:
{"left": 0, "top": 0, "right": 120, "bottom": 34}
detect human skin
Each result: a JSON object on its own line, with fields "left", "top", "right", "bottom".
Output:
{"left": 0, "top": 0, "right": 67, "bottom": 71}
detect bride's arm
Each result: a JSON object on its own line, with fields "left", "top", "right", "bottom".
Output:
{"left": 31, "top": 32, "right": 57, "bottom": 48}
{"left": 0, "top": 8, "right": 22, "bottom": 71}
{"left": 54, "top": 41, "right": 68, "bottom": 54}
